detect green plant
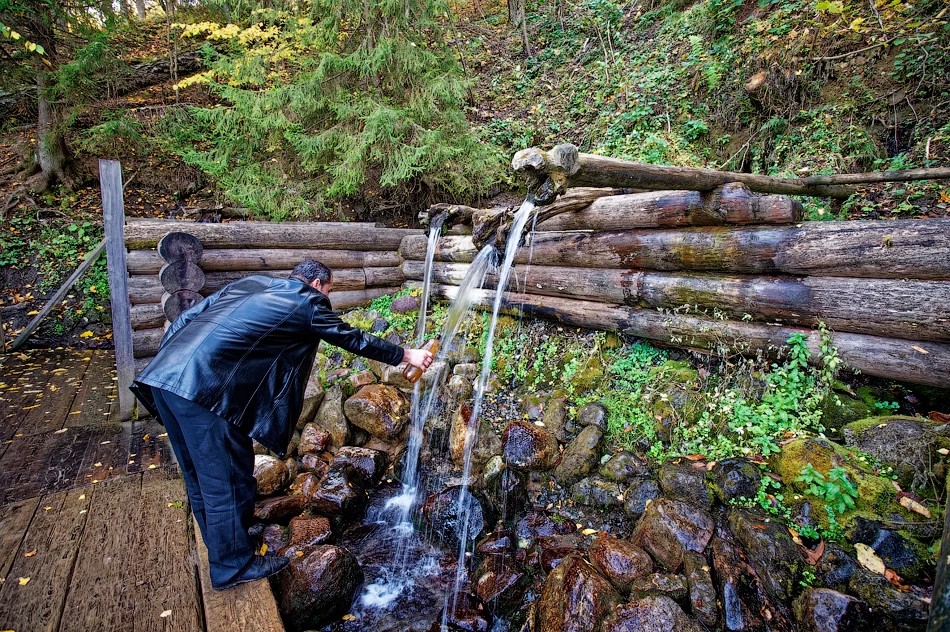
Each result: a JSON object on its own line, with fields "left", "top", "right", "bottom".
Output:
{"left": 874, "top": 400, "right": 900, "bottom": 413}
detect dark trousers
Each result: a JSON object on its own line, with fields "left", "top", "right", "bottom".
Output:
{"left": 151, "top": 388, "right": 256, "bottom": 587}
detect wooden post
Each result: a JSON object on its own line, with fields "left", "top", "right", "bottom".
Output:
{"left": 928, "top": 471, "right": 950, "bottom": 631}
{"left": 100, "top": 159, "right": 135, "bottom": 421}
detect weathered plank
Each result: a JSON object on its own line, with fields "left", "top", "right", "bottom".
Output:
{"left": 0, "top": 488, "right": 92, "bottom": 632}
{"left": 132, "top": 468, "right": 203, "bottom": 632}
{"left": 14, "top": 349, "right": 91, "bottom": 436}
{"left": 0, "top": 497, "right": 40, "bottom": 579}
{"left": 66, "top": 351, "right": 117, "bottom": 428}
{"left": 0, "top": 350, "right": 62, "bottom": 439}
{"left": 126, "top": 420, "right": 176, "bottom": 474}
{"left": 195, "top": 527, "right": 284, "bottom": 632}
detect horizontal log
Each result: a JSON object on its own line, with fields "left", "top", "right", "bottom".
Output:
{"left": 130, "top": 303, "right": 165, "bottom": 331}
{"left": 132, "top": 327, "right": 164, "bottom": 358}
{"left": 416, "top": 283, "right": 950, "bottom": 388}
{"left": 126, "top": 248, "right": 403, "bottom": 274}
{"left": 535, "top": 184, "right": 801, "bottom": 232}
{"left": 365, "top": 267, "right": 405, "bottom": 287}
{"left": 134, "top": 356, "right": 153, "bottom": 375}
{"left": 125, "top": 219, "right": 420, "bottom": 250}
{"left": 403, "top": 261, "right": 950, "bottom": 342}
{"left": 330, "top": 287, "right": 396, "bottom": 310}
{"left": 400, "top": 218, "right": 950, "bottom": 280}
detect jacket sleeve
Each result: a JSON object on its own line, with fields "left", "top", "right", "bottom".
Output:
{"left": 310, "top": 297, "right": 405, "bottom": 366}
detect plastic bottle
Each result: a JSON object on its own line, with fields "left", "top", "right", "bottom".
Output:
{"left": 403, "top": 338, "right": 440, "bottom": 383}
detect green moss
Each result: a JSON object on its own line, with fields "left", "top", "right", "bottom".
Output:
{"left": 843, "top": 415, "right": 926, "bottom": 436}
{"left": 819, "top": 392, "right": 873, "bottom": 435}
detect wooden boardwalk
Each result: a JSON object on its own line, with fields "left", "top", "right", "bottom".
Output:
{"left": 0, "top": 349, "right": 284, "bottom": 632}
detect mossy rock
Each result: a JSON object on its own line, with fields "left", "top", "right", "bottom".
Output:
{"left": 819, "top": 392, "right": 874, "bottom": 436}
{"left": 562, "top": 351, "right": 606, "bottom": 393}
{"left": 770, "top": 436, "right": 896, "bottom": 514}
{"left": 647, "top": 360, "right": 698, "bottom": 386}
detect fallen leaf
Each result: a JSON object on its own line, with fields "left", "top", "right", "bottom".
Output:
{"left": 804, "top": 540, "right": 825, "bottom": 566}
{"left": 77, "top": 494, "right": 86, "bottom": 500}
{"left": 52, "top": 428, "right": 68, "bottom": 434}
{"left": 148, "top": 464, "right": 157, "bottom": 470}
{"left": 160, "top": 610, "right": 172, "bottom": 618}
{"left": 23, "top": 549, "right": 36, "bottom": 558}
{"left": 342, "top": 614, "right": 356, "bottom": 622}
{"left": 17, "top": 577, "right": 29, "bottom": 586}
{"left": 259, "top": 544, "right": 268, "bottom": 555}
{"left": 898, "top": 495, "right": 931, "bottom": 518}
{"left": 939, "top": 448, "right": 950, "bottom": 456}
{"left": 142, "top": 433, "right": 150, "bottom": 441}
{"left": 911, "top": 345, "right": 929, "bottom": 354}
{"left": 295, "top": 551, "right": 304, "bottom": 557}
{"left": 930, "top": 411, "right": 950, "bottom": 424}
{"left": 685, "top": 454, "right": 706, "bottom": 461}
{"left": 79, "top": 331, "right": 94, "bottom": 339}
{"left": 884, "top": 568, "right": 904, "bottom": 587}
{"left": 855, "top": 543, "right": 886, "bottom": 575}
{"left": 581, "top": 528, "right": 598, "bottom": 536}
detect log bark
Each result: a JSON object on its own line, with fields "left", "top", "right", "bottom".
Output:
{"left": 125, "top": 220, "right": 420, "bottom": 250}
{"left": 511, "top": 145, "right": 855, "bottom": 199}
{"left": 416, "top": 283, "right": 950, "bottom": 388}
{"left": 400, "top": 218, "right": 950, "bottom": 280}
{"left": 159, "top": 260, "right": 205, "bottom": 293}
{"left": 535, "top": 183, "right": 802, "bottom": 232}
{"left": 127, "top": 248, "right": 403, "bottom": 275}
{"left": 403, "top": 261, "right": 950, "bottom": 342}
{"left": 130, "top": 303, "right": 165, "bottom": 331}
{"left": 132, "top": 327, "right": 164, "bottom": 358}
{"left": 157, "top": 231, "right": 203, "bottom": 263}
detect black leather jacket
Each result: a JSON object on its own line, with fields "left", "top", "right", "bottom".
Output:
{"left": 131, "top": 276, "right": 404, "bottom": 456}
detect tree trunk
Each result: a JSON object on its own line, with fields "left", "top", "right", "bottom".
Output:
{"left": 399, "top": 218, "right": 950, "bottom": 280}
{"left": 134, "top": 0, "right": 146, "bottom": 19}
{"left": 402, "top": 261, "right": 950, "bottom": 342}
{"left": 34, "top": 59, "right": 68, "bottom": 191}
{"left": 416, "top": 284, "right": 950, "bottom": 388}
{"left": 118, "top": 0, "right": 131, "bottom": 19}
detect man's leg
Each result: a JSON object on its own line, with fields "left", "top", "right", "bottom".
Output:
{"left": 151, "top": 389, "right": 258, "bottom": 588}
{"left": 151, "top": 387, "right": 208, "bottom": 536}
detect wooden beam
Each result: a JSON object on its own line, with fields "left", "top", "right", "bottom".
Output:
{"left": 9, "top": 239, "right": 106, "bottom": 351}
{"left": 100, "top": 159, "right": 135, "bottom": 421}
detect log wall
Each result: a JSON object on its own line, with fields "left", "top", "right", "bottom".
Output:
{"left": 126, "top": 220, "right": 422, "bottom": 365}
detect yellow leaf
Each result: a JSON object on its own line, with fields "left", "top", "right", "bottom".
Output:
{"left": 295, "top": 550, "right": 304, "bottom": 557}
{"left": 17, "top": 577, "right": 29, "bottom": 586}
{"left": 898, "top": 496, "right": 931, "bottom": 518}
{"left": 79, "top": 331, "right": 94, "bottom": 339}
{"left": 26, "top": 310, "right": 39, "bottom": 316}
{"left": 855, "top": 543, "right": 886, "bottom": 575}
{"left": 160, "top": 610, "right": 172, "bottom": 618}
{"left": 342, "top": 614, "right": 357, "bottom": 621}
{"left": 23, "top": 549, "right": 36, "bottom": 558}
{"left": 259, "top": 544, "right": 268, "bottom": 555}
{"left": 580, "top": 528, "right": 598, "bottom": 536}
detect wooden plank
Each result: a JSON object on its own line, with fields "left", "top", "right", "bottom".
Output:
{"left": 132, "top": 468, "right": 203, "bottom": 632}
{"left": 15, "top": 349, "right": 91, "bottom": 436}
{"left": 0, "top": 350, "right": 60, "bottom": 440}
{"left": 59, "top": 474, "right": 143, "bottom": 632}
{"left": 0, "top": 497, "right": 40, "bottom": 579}
{"left": 66, "top": 351, "right": 117, "bottom": 428}
{"left": 101, "top": 159, "right": 135, "bottom": 421}
{"left": 195, "top": 527, "right": 284, "bottom": 632}
{"left": 8, "top": 240, "right": 106, "bottom": 351}
{"left": 0, "top": 488, "right": 93, "bottom": 632}
{"left": 126, "top": 419, "right": 176, "bottom": 474}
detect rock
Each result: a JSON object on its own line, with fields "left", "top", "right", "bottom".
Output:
{"left": 300, "top": 453, "right": 329, "bottom": 476}
{"left": 658, "top": 459, "right": 712, "bottom": 508}
{"left": 253, "top": 440, "right": 270, "bottom": 456}
{"left": 537, "top": 533, "right": 586, "bottom": 572}
{"left": 815, "top": 543, "right": 859, "bottom": 592}
{"left": 449, "top": 404, "right": 475, "bottom": 465}
{"left": 331, "top": 446, "right": 387, "bottom": 486}
{"left": 554, "top": 425, "right": 603, "bottom": 485}
{"left": 298, "top": 472, "right": 321, "bottom": 499}
{"left": 588, "top": 533, "right": 654, "bottom": 593}
{"left": 522, "top": 394, "right": 545, "bottom": 420}
{"left": 632, "top": 499, "right": 714, "bottom": 571}
{"left": 299, "top": 423, "right": 331, "bottom": 455}
{"left": 285, "top": 457, "right": 299, "bottom": 481}
{"left": 367, "top": 358, "right": 415, "bottom": 390}
{"left": 306, "top": 464, "right": 368, "bottom": 519}
{"left": 847, "top": 517, "right": 933, "bottom": 584}
{"left": 599, "top": 452, "right": 650, "bottom": 483}
{"left": 315, "top": 385, "right": 349, "bottom": 451}
{"left": 447, "top": 374, "right": 473, "bottom": 400}
{"left": 728, "top": 508, "right": 805, "bottom": 601}
{"left": 543, "top": 397, "right": 571, "bottom": 442}
{"left": 474, "top": 556, "right": 528, "bottom": 616}
{"left": 843, "top": 415, "right": 949, "bottom": 494}
{"left": 476, "top": 528, "right": 515, "bottom": 556}
{"left": 422, "top": 486, "right": 491, "bottom": 550}
{"left": 848, "top": 569, "right": 929, "bottom": 630}
{"left": 535, "top": 553, "right": 621, "bottom": 632}
{"left": 623, "top": 477, "right": 661, "bottom": 521}
{"left": 288, "top": 515, "right": 333, "bottom": 546}
{"left": 344, "top": 384, "right": 409, "bottom": 440}
{"left": 629, "top": 572, "right": 688, "bottom": 601}
{"left": 286, "top": 431, "right": 301, "bottom": 457}
{"left": 254, "top": 455, "right": 290, "bottom": 497}
{"left": 570, "top": 476, "right": 624, "bottom": 509}
{"left": 348, "top": 426, "right": 370, "bottom": 447}
{"left": 577, "top": 402, "right": 608, "bottom": 431}
{"left": 515, "top": 511, "right": 574, "bottom": 549}
{"left": 390, "top": 295, "right": 420, "bottom": 313}
{"left": 819, "top": 391, "right": 874, "bottom": 435}
{"left": 261, "top": 523, "right": 289, "bottom": 553}
{"left": 273, "top": 545, "right": 364, "bottom": 631}
{"left": 502, "top": 421, "right": 559, "bottom": 471}
{"left": 421, "top": 360, "right": 448, "bottom": 391}
{"left": 296, "top": 374, "right": 325, "bottom": 430}
{"left": 454, "top": 362, "right": 479, "bottom": 379}
{"left": 682, "top": 551, "right": 717, "bottom": 628}
{"left": 434, "top": 592, "right": 491, "bottom": 632}
{"left": 483, "top": 464, "right": 528, "bottom": 525}
{"left": 708, "top": 458, "right": 762, "bottom": 505}
{"left": 348, "top": 369, "right": 377, "bottom": 391}
{"left": 602, "top": 595, "right": 701, "bottom": 632}
{"left": 254, "top": 495, "right": 307, "bottom": 523}
{"left": 793, "top": 587, "right": 872, "bottom": 632}
{"left": 370, "top": 316, "right": 389, "bottom": 333}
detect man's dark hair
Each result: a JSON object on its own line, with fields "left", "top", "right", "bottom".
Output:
{"left": 290, "top": 260, "right": 332, "bottom": 285}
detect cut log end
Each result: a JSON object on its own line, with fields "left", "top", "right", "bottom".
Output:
{"left": 157, "top": 231, "right": 204, "bottom": 264}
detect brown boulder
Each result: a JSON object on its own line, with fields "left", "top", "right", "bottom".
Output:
{"left": 273, "top": 545, "right": 364, "bottom": 631}
{"left": 298, "top": 423, "right": 331, "bottom": 455}
{"left": 343, "top": 384, "right": 409, "bottom": 440}
{"left": 253, "top": 455, "right": 290, "bottom": 497}
{"left": 632, "top": 499, "right": 713, "bottom": 571}
{"left": 588, "top": 533, "right": 654, "bottom": 593}
{"left": 502, "top": 421, "right": 559, "bottom": 471}
{"left": 254, "top": 495, "right": 307, "bottom": 523}
{"left": 602, "top": 595, "right": 701, "bottom": 632}
{"left": 535, "top": 553, "right": 621, "bottom": 632}
{"left": 288, "top": 515, "right": 333, "bottom": 546}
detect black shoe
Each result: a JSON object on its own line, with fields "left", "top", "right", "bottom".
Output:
{"left": 213, "top": 555, "right": 290, "bottom": 590}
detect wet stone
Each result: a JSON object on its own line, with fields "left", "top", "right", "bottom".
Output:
{"left": 254, "top": 495, "right": 307, "bottom": 524}
{"left": 728, "top": 508, "right": 805, "bottom": 601}
{"left": 537, "top": 533, "right": 586, "bottom": 572}
{"left": 815, "top": 543, "right": 859, "bottom": 592}
{"left": 285, "top": 457, "right": 299, "bottom": 481}
{"left": 288, "top": 515, "right": 332, "bottom": 546}
{"left": 708, "top": 458, "right": 762, "bottom": 505}
{"left": 344, "top": 384, "right": 409, "bottom": 440}
{"left": 570, "top": 476, "right": 624, "bottom": 509}
{"left": 432, "top": 592, "right": 491, "bottom": 632}
{"left": 534, "top": 553, "right": 621, "bottom": 632}
{"left": 553, "top": 425, "right": 603, "bottom": 485}
{"left": 300, "top": 453, "right": 328, "bottom": 477}
{"left": 632, "top": 499, "right": 714, "bottom": 571}
{"left": 261, "top": 523, "right": 290, "bottom": 553}
{"left": 629, "top": 572, "right": 688, "bottom": 601}
{"left": 298, "top": 422, "right": 331, "bottom": 455}
{"left": 332, "top": 446, "right": 387, "bottom": 486}
{"left": 848, "top": 569, "right": 929, "bottom": 630}
{"left": 483, "top": 467, "right": 527, "bottom": 525}
{"left": 602, "top": 595, "right": 701, "bottom": 632}
{"left": 588, "top": 533, "right": 654, "bottom": 593}
{"left": 599, "top": 452, "right": 650, "bottom": 483}
{"left": 793, "top": 587, "right": 872, "bottom": 632}
{"left": 623, "top": 477, "right": 661, "bottom": 521}
{"left": 847, "top": 516, "right": 932, "bottom": 584}
{"left": 286, "top": 431, "right": 301, "bottom": 458}
{"left": 422, "top": 486, "right": 490, "bottom": 550}
{"left": 502, "top": 421, "right": 559, "bottom": 471}
{"left": 370, "top": 316, "right": 389, "bottom": 333}
{"left": 390, "top": 295, "right": 420, "bottom": 313}
{"left": 521, "top": 393, "right": 545, "bottom": 420}
{"left": 658, "top": 459, "right": 712, "bottom": 508}
{"left": 682, "top": 551, "right": 717, "bottom": 629}
{"left": 297, "top": 375, "right": 325, "bottom": 430}
{"left": 515, "top": 511, "right": 574, "bottom": 550}
{"left": 254, "top": 454, "right": 290, "bottom": 497}
{"left": 542, "top": 397, "right": 571, "bottom": 442}
{"left": 306, "top": 464, "right": 368, "bottom": 519}
{"left": 315, "top": 384, "right": 349, "bottom": 451}
{"left": 348, "top": 369, "right": 377, "bottom": 391}
{"left": 253, "top": 440, "right": 271, "bottom": 456}
{"left": 577, "top": 402, "right": 608, "bottom": 431}
{"left": 273, "top": 544, "right": 364, "bottom": 631}
{"left": 474, "top": 556, "right": 528, "bottom": 616}
{"left": 447, "top": 374, "right": 473, "bottom": 400}
{"left": 476, "top": 529, "right": 515, "bottom": 556}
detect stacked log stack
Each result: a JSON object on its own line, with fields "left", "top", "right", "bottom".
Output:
{"left": 126, "top": 220, "right": 421, "bottom": 371}
{"left": 401, "top": 185, "right": 950, "bottom": 388}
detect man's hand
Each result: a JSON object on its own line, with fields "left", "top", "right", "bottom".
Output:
{"left": 403, "top": 347, "right": 434, "bottom": 370}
